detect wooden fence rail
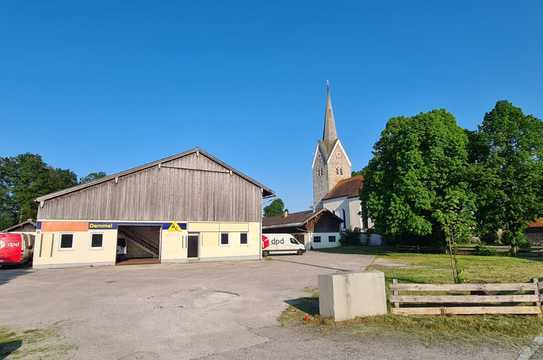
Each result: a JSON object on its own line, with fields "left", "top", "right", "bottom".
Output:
{"left": 389, "top": 278, "right": 543, "bottom": 316}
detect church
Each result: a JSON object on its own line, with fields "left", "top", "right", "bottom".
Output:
{"left": 312, "top": 83, "right": 365, "bottom": 231}
{"left": 263, "top": 83, "right": 368, "bottom": 248}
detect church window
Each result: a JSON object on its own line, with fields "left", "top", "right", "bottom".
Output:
{"left": 340, "top": 168, "right": 343, "bottom": 175}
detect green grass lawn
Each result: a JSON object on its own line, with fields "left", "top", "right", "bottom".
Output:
{"left": 320, "top": 246, "right": 543, "bottom": 284}
{"left": 0, "top": 325, "right": 76, "bottom": 359}
{"left": 279, "top": 247, "right": 543, "bottom": 349}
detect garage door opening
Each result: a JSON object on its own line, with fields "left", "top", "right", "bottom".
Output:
{"left": 116, "top": 225, "right": 161, "bottom": 265}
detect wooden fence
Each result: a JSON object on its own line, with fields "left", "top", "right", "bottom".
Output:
{"left": 389, "top": 278, "right": 543, "bottom": 316}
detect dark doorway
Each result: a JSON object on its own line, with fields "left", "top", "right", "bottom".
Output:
{"left": 187, "top": 233, "right": 199, "bottom": 258}
{"left": 116, "top": 225, "right": 161, "bottom": 264}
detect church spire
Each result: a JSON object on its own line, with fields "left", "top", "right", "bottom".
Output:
{"left": 322, "top": 80, "right": 338, "bottom": 149}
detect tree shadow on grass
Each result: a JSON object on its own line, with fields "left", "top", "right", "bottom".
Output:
{"left": 0, "top": 339, "right": 22, "bottom": 359}
{"left": 285, "top": 297, "right": 319, "bottom": 316}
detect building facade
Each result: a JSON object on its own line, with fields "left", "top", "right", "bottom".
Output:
{"left": 321, "top": 176, "right": 365, "bottom": 231}
{"left": 262, "top": 209, "right": 343, "bottom": 249}
{"left": 33, "top": 148, "right": 273, "bottom": 269}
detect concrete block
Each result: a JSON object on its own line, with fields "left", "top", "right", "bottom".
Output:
{"left": 319, "top": 271, "right": 387, "bottom": 321}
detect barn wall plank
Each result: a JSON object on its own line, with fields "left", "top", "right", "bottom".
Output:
{"left": 38, "top": 154, "right": 263, "bottom": 222}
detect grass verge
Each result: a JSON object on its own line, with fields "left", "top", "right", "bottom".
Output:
{"left": 0, "top": 324, "right": 76, "bottom": 359}
{"left": 280, "top": 248, "right": 543, "bottom": 349}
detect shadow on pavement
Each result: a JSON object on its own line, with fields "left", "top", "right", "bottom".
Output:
{"left": 0, "top": 339, "right": 22, "bottom": 359}
{"left": 0, "top": 267, "right": 32, "bottom": 287}
{"left": 285, "top": 297, "right": 319, "bottom": 316}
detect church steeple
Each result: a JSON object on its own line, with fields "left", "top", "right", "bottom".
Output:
{"left": 322, "top": 80, "right": 338, "bottom": 153}
{"left": 312, "top": 81, "right": 352, "bottom": 209}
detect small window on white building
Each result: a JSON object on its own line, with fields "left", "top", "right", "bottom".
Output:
{"left": 60, "top": 234, "right": 74, "bottom": 249}
{"left": 313, "top": 236, "right": 321, "bottom": 243}
{"left": 221, "top": 233, "right": 229, "bottom": 245}
{"left": 328, "top": 235, "right": 336, "bottom": 243}
{"left": 240, "top": 233, "right": 248, "bottom": 245}
{"left": 91, "top": 233, "right": 103, "bottom": 248}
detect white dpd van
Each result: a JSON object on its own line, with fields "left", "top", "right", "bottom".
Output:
{"left": 261, "top": 234, "right": 305, "bottom": 256}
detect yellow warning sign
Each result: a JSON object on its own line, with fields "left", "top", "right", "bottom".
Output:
{"left": 168, "top": 222, "right": 182, "bottom": 232}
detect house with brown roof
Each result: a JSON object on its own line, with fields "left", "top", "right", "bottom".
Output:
{"left": 262, "top": 209, "right": 343, "bottom": 249}
{"left": 526, "top": 219, "right": 543, "bottom": 246}
{"left": 320, "top": 175, "right": 367, "bottom": 231}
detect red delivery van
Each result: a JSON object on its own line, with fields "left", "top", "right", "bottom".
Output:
{"left": 0, "top": 233, "right": 34, "bottom": 266}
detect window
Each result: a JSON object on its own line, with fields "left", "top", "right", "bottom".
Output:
{"left": 328, "top": 235, "right": 336, "bottom": 243}
{"left": 336, "top": 168, "right": 339, "bottom": 175}
{"left": 60, "top": 234, "right": 74, "bottom": 249}
{"left": 91, "top": 233, "right": 103, "bottom": 248}
{"left": 313, "top": 236, "right": 321, "bottom": 243}
{"left": 221, "top": 233, "right": 229, "bottom": 245}
{"left": 240, "top": 233, "right": 248, "bottom": 245}
{"left": 340, "top": 168, "right": 343, "bottom": 175}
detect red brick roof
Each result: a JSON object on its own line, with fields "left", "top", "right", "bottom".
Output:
{"left": 528, "top": 219, "right": 543, "bottom": 229}
{"left": 322, "top": 175, "right": 363, "bottom": 201}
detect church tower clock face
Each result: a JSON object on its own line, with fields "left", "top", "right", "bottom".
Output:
{"left": 312, "top": 82, "right": 352, "bottom": 209}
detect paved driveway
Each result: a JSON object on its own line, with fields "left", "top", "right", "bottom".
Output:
{"left": 0, "top": 252, "right": 522, "bottom": 360}
{"left": 0, "top": 251, "right": 372, "bottom": 360}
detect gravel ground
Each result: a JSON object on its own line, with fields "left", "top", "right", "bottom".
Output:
{"left": 0, "top": 252, "right": 523, "bottom": 359}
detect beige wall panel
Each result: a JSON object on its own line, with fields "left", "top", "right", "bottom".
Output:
{"left": 161, "top": 230, "right": 187, "bottom": 261}
{"left": 33, "top": 230, "right": 117, "bottom": 267}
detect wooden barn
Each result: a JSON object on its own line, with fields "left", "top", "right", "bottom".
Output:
{"left": 33, "top": 148, "right": 274, "bottom": 268}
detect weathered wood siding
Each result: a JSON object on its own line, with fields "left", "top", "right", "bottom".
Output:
{"left": 38, "top": 153, "right": 263, "bottom": 222}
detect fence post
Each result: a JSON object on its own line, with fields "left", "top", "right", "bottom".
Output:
{"left": 392, "top": 278, "right": 400, "bottom": 309}
{"left": 534, "top": 278, "right": 542, "bottom": 317}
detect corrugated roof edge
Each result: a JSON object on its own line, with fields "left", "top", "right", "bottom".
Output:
{"left": 2, "top": 219, "right": 36, "bottom": 232}
{"left": 35, "top": 147, "right": 274, "bottom": 202}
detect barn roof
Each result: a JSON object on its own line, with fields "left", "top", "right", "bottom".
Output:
{"left": 322, "top": 175, "right": 363, "bottom": 201}
{"left": 262, "top": 209, "right": 342, "bottom": 229}
{"left": 2, "top": 219, "right": 36, "bottom": 232}
{"left": 36, "top": 147, "right": 274, "bottom": 202}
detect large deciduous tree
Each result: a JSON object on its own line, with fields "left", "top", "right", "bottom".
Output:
{"left": 0, "top": 153, "right": 77, "bottom": 229}
{"left": 263, "top": 198, "right": 286, "bottom": 217}
{"left": 79, "top": 171, "right": 107, "bottom": 184}
{"left": 361, "top": 109, "right": 475, "bottom": 247}
{"left": 471, "top": 101, "right": 543, "bottom": 254}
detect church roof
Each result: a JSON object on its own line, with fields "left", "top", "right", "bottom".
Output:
{"left": 319, "top": 81, "right": 339, "bottom": 159}
{"left": 322, "top": 175, "right": 363, "bottom": 201}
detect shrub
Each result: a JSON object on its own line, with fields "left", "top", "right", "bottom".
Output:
{"left": 474, "top": 245, "right": 496, "bottom": 256}
{"left": 339, "top": 228, "right": 362, "bottom": 246}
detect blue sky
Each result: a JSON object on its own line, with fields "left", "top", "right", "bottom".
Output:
{"left": 1, "top": 1, "right": 542, "bottom": 211}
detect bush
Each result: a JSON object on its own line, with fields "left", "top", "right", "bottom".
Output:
{"left": 339, "top": 228, "right": 362, "bottom": 246}
{"left": 474, "top": 245, "right": 496, "bottom": 256}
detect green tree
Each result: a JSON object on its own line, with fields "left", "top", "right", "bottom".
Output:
{"left": 472, "top": 101, "right": 543, "bottom": 254}
{"left": 79, "top": 171, "right": 107, "bottom": 184}
{"left": 263, "top": 198, "right": 285, "bottom": 217}
{"left": 360, "top": 109, "right": 475, "bottom": 248}
{"left": 0, "top": 153, "right": 77, "bottom": 229}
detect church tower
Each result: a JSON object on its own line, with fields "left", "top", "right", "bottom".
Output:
{"left": 312, "top": 82, "right": 352, "bottom": 209}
